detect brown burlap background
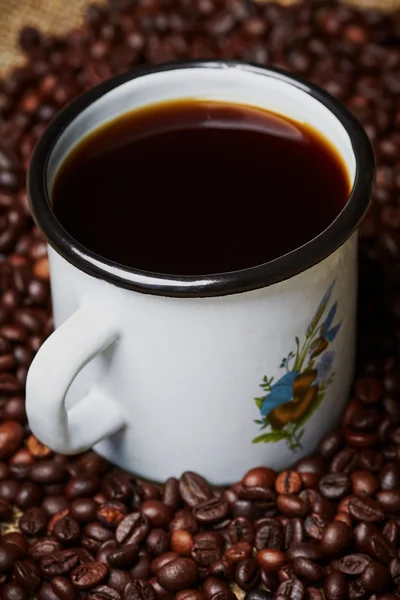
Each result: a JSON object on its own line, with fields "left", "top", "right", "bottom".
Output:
{"left": 0, "top": 0, "right": 399, "bottom": 75}
{"left": 0, "top": 0, "right": 101, "bottom": 74}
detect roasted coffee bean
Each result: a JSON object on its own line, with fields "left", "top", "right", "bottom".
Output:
{"left": 237, "top": 485, "right": 276, "bottom": 505}
{"left": 71, "top": 563, "right": 109, "bottom": 589}
{"left": 379, "top": 463, "right": 400, "bottom": 489}
{"left": 225, "top": 517, "right": 253, "bottom": 544}
{"left": 321, "top": 522, "right": 353, "bottom": 556}
{"left": 350, "top": 470, "right": 378, "bottom": 495}
{"left": 348, "top": 495, "right": 385, "bottom": 521}
{"left": 0, "top": 421, "right": 24, "bottom": 459}
{"left": 139, "top": 483, "right": 161, "bottom": 502}
{"left": 169, "top": 530, "right": 191, "bottom": 557}
{"left": 0, "top": 582, "right": 28, "bottom": 600}
{"left": 108, "top": 544, "right": 139, "bottom": 569}
{"left": 14, "top": 558, "right": 41, "bottom": 591}
{"left": 0, "top": 497, "right": 12, "bottom": 520}
{"left": 107, "top": 570, "right": 133, "bottom": 593}
{"left": 254, "top": 519, "right": 283, "bottom": 550}
{"left": 276, "top": 578, "right": 305, "bottom": 600}
{"left": 116, "top": 513, "right": 149, "bottom": 545}
{"left": 147, "top": 530, "right": 170, "bottom": 556}
{"left": 65, "top": 475, "right": 100, "bottom": 499}
{"left": 329, "top": 449, "right": 358, "bottom": 474}
{"left": 292, "top": 557, "right": 323, "bottom": 581}
{"left": 276, "top": 495, "right": 309, "bottom": 517}
{"left": 283, "top": 519, "right": 304, "bottom": 549}
{"left": 96, "top": 539, "right": 117, "bottom": 565}
{"left": 193, "top": 497, "right": 229, "bottom": 524}
{"left": 169, "top": 511, "right": 199, "bottom": 536}
{"left": 70, "top": 499, "right": 98, "bottom": 523}
{"left": 53, "top": 516, "right": 81, "bottom": 544}
{"left": 96, "top": 502, "right": 126, "bottom": 528}
{"left": 224, "top": 542, "right": 252, "bottom": 564}
{"left": 287, "top": 543, "right": 324, "bottom": 562}
{"left": 162, "top": 478, "right": 181, "bottom": 511}
{"left": 151, "top": 552, "right": 180, "bottom": 575}
{"left": 360, "top": 561, "right": 390, "bottom": 593}
{"left": 234, "top": 558, "right": 260, "bottom": 591}
{"left": 376, "top": 489, "right": 400, "bottom": 513}
{"left": 354, "top": 522, "right": 395, "bottom": 564}
{"left": 358, "top": 450, "right": 383, "bottom": 472}
{"left": 243, "top": 592, "right": 273, "bottom": 600}
{"left": 85, "top": 522, "right": 114, "bottom": 543}
{"left": 124, "top": 580, "right": 156, "bottom": 600}
{"left": 275, "top": 471, "right": 302, "bottom": 495}
{"left": 141, "top": 501, "right": 172, "bottom": 529}
{"left": 42, "top": 496, "right": 69, "bottom": 517}
{"left": 30, "top": 538, "right": 61, "bottom": 560}
{"left": 338, "top": 554, "right": 371, "bottom": 575}
{"left": 317, "top": 430, "right": 344, "bottom": 460}
{"left": 0, "top": 479, "right": 21, "bottom": 502}
{"left": 382, "top": 519, "right": 400, "bottom": 545}
{"left": 156, "top": 558, "right": 198, "bottom": 592}
{"left": 101, "top": 474, "right": 134, "bottom": 504}
{"left": 208, "top": 558, "right": 235, "bottom": 580}
{"left": 179, "top": 473, "right": 211, "bottom": 508}
{"left": 255, "top": 549, "right": 287, "bottom": 572}
{"left": 0, "top": 541, "right": 20, "bottom": 572}
{"left": 175, "top": 592, "right": 204, "bottom": 600}
{"left": 37, "top": 583, "right": 60, "bottom": 600}
{"left": 354, "top": 376, "right": 383, "bottom": 404}
{"left": 231, "top": 499, "right": 262, "bottom": 521}
{"left": 319, "top": 474, "right": 351, "bottom": 500}
{"left": 29, "top": 461, "right": 66, "bottom": 484}
{"left": 202, "top": 577, "right": 230, "bottom": 599}
{"left": 295, "top": 457, "right": 324, "bottom": 476}
{"left": 50, "top": 577, "right": 77, "bottom": 600}
{"left": 19, "top": 506, "right": 48, "bottom": 535}
{"left": 130, "top": 552, "right": 151, "bottom": 581}
{"left": 41, "top": 550, "right": 79, "bottom": 576}
{"left": 2, "top": 532, "right": 28, "bottom": 556}
{"left": 324, "top": 572, "right": 347, "bottom": 600}
{"left": 89, "top": 585, "right": 120, "bottom": 600}
{"left": 192, "top": 531, "right": 223, "bottom": 566}
{"left": 242, "top": 467, "right": 276, "bottom": 489}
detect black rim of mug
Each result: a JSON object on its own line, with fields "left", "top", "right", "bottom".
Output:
{"left": 28, "top": 60, "right": 375, "bottom": 298}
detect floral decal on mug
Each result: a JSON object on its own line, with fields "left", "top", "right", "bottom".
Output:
{"left": 253, "top": 281, "right": 341, "bottom": 451}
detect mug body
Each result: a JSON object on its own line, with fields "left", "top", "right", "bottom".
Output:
{"left": 27, "top": 61, "right": 374, "bottom": 484}
{"left": 49, "top": 236, "right": 356, "bottom": 484}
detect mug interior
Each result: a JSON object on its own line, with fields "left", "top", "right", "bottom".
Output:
{"left": 29, "top": 61, "right": 374, "bottom": 297}
{"left": 47, "top": 65, "right": 356, "bottom": 193}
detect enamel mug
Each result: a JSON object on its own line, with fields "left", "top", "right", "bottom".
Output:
{"left": 27, "top": 61, "right": 374, "bottom": 484}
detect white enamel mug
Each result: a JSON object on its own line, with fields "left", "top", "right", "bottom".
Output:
{"left": 27, "top": 61, "right": 374, "bottom": 485}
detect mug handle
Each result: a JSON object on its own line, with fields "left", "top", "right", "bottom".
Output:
{"left": 26, "top": 302, "right": 126, "bottom": 454}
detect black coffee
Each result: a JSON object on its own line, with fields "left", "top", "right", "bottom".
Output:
{"left": 52, "top": 99, "right": 350, "bottom": 276}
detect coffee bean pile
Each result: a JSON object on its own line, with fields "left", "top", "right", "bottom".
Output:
{"left": 0, "top": 0, "right": 400, "bottom": 598}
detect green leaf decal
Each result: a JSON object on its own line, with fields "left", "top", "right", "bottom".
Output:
{"left": 252, "top": 431, "right": 287, "bottom": 444}
{"left": 254, "top": 397, "right": 264, "bottom": 410}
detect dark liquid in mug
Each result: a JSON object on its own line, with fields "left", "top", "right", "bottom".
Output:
{"left": 52, "top": 99, "right": 351, "bottom": 276}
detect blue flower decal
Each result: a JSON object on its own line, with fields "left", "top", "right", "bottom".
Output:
{"left": 316, "top": 351, "right": 335, "bottom": 384}
{"left": 321, "top": 302, "right": 341, "bottom": 342}
{"left": 253, "top": 281, "right": 341, "bottom": 451}
{"left": 261, "top": 371, "right": 299, "bottom": 416}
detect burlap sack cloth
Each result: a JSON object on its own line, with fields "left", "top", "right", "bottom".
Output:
{"left": 0, "top": 0, "right": 399, "bottom": 75}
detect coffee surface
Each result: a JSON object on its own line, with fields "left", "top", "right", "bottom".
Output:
{"left": 52, "top": 99, "right": 350, "bottom": 276}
